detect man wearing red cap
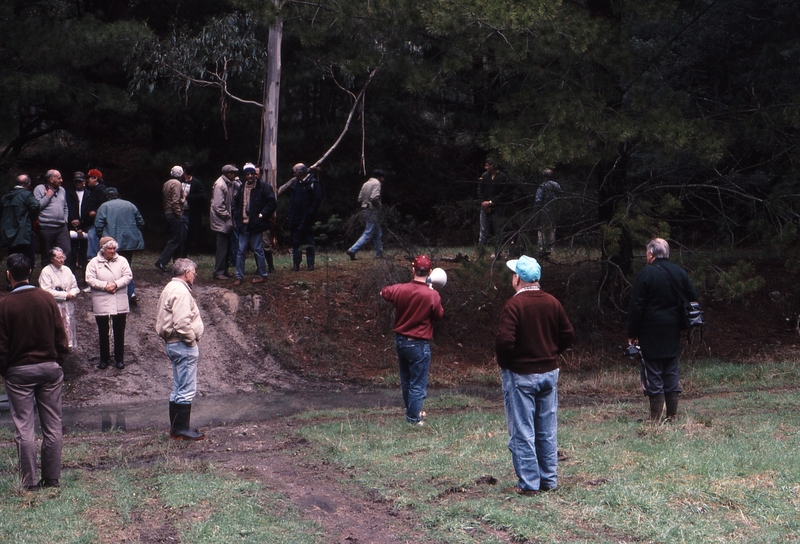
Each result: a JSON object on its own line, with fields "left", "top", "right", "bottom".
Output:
{"left": 81, "top": 169, "right": 108, "bottom": 259}
{"left": 380, "top": 255, "right": 444, "bottom": 425}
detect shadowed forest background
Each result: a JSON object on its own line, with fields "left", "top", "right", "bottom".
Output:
{"left": 2, "top": 0, "right": 800, "bottom": 340}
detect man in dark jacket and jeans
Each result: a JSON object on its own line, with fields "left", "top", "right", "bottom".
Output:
{"left": 496, "top": 255, "right": 574, "bottom": 496}
{"left": 627, "top": 238, "right": 698, "bottom": 422}
{"left": 282, "top": 163, "right": 322, "bottom": 271}
{"left": 232, "top": 163, "right": 277, "bottom": 285}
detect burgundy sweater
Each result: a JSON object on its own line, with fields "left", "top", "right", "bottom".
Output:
{"left": 380, "top": 280, "right": 444, "bottom": 340}
{"left": 0, "top": 285, "right": 69, "bottom": 376}
{"left": 495, "top": 289, "right": 574, "bottom": 374}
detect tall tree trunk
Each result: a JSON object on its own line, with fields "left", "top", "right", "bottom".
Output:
{"left": 261, "top": 17, "right": 283, "bottom": 195}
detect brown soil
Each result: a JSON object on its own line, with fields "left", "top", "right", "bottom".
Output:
{"left": 54, "top": 251, "right": 800, "bottom": 405}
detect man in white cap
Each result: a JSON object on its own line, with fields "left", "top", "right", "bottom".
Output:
{"left": 155, "top": 166, "right": 185, "bottom": 273}
{"left": 496, "top": 255, "right": 574, "bottom": 496}
{"left": 231, "top": 162, "right": 276, "bottom": 285}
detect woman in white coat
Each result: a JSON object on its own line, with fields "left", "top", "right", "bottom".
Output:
{"left": 85, "top": 236, "right": 132, "bottom": 369}
{"left": 38, "top": 246, "right": 81, "bottom": 349}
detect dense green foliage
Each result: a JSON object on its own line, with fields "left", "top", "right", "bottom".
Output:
{"left": 1, "top": 0, "right": 798, "bottom": 279}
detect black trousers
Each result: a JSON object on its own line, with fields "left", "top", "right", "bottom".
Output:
{"left": 95, "top": 313, "right": 127, "bottom": 364}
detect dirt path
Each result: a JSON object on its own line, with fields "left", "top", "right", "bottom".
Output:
{"left": 63, "top": 278, "right": 305, "bottom": 407}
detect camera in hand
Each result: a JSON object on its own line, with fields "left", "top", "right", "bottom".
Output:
{"left": 624, "top": 344, "right": 643, "bottom": 360}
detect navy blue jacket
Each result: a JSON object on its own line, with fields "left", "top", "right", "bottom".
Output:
{"left": 286, "top": 174, "right": 323, "bottom": 231}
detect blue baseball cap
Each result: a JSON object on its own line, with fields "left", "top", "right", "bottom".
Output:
{"left": 506, "top": 255, "right": 541, "bottom": 283}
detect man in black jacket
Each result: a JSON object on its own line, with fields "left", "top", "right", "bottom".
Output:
{"left": 282, "top": 163, "right": 322, "bottom": 271}
{"left": 232, "top": 163, "right": 277, "bottom": 285}
{"left": 66, "top": 171, "right": 89, "bottom": 272}
{"left": 627, "top": 238, "right": 698, "bottom": 421}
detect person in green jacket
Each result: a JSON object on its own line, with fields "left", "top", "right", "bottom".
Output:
{"left": 1, "top": 174, "right": 40, "bottom": 270}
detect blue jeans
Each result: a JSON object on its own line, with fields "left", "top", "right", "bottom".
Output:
{"left": 502, "top": 368, "right": 559, "bottom": 491}
{"left": 166, "top": 341, "right": 199, "bottom": 404}
{"left": 229, "top": 228, "right": 239, "bottom": 267}
{"left": 87, "top": 225, "right": 99, "bottom": 259}
{"left": 348, "top": 211, "right": 383, "bottom": 257}
{"left": 235, "top": 227, "right": 268, "bottom": 279}
{"left": 395, "top": 335, "right": 430, "bottom": 423}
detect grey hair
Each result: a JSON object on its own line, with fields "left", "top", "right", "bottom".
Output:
{"left": 172, "top": 258, "right": 197, "bottom": 277}
{"left": 647, "top": 238, "right": 670, "bottom": 259}
{"left": 100, "top": 238, "right": 118, "bottom": 251}
{"left": 45, "top": 169, "right": 59, "bottom": 181}
{"left": 48, "top": 247, "right": 65, "bottom": 260}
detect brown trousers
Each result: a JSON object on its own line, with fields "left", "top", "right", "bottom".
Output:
{"left": 5, "top": 362, "right": 63, "bottom": 487}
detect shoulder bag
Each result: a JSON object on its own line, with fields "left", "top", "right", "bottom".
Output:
{"left": 652, "top": 264, "right": 705, "bottom": 332}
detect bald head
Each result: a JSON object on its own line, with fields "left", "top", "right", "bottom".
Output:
{"left": 293, "top": 163, "right": 308, "bottom": 178}
{"left": 15, "top": 174, "right": 31, "bottom": 188}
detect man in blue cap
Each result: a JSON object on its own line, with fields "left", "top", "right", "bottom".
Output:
{"left": 496, "top": 255, "right": 574, "bottom": 496}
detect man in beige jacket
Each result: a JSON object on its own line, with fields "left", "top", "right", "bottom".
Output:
{"left": 155, "top": 258, "right": 205, "bottom": 440}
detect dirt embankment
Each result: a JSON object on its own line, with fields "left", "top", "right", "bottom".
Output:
{"left": 63, "top": 278, "right": 305, "bottom": 407}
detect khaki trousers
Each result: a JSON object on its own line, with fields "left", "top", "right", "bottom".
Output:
{"left": 5, "top": 362, "right": 63, "bottom": 487}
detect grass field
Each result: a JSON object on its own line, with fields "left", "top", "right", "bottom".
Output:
{"left": 1, "top": 359, "right": 799, "bottom": 543}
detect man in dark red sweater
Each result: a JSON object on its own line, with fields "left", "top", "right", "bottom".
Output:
{"left": 496, "top": 255, "right": 573, "bottom": 496}
{"left": 380, "top": 255, "right": 444, "bottom": 425}
{"left": 0, "top": 253, "right": 69, "bottom": 491}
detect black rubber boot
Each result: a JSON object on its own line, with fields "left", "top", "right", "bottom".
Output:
{"left": 665, "top": 392, "right": 679, "bottom": 421}
{"left": 648, "top": 393, "right": 665, "bottom": 422}
{"left": 306, "top": 247, "right": 315, "bottom": 271}
{"left": 170, "top": 403, "right": 205, "bottom": 441}
{"left": 169, "top": 401, "right": 178, "bottom": 435}
{"left": 266, "top": 252, "right": 275, "bottom": 273}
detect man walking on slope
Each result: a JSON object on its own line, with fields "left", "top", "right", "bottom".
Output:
{"left": 380, "top": 255, "right": 444, "bottom": 425}
{"left": 346, "top": 169, "right": 385, "bottom": 260}
{"left": 496, "top": 255, "right": 574, "bottom": 496}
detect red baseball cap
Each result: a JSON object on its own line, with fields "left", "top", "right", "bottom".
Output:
{"left": 413, "top": 255, "right": 431, "bottom": 272}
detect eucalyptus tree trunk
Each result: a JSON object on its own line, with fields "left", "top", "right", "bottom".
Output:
{"left": 261, "top": 16, "right": 283, "bottom": 194}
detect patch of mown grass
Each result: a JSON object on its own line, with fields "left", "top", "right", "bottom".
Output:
{"left": 297, "top": 363, "right": 800, "bottom": 542}
{"left": 159, "top": 471, "right": 321, "bottom": 543}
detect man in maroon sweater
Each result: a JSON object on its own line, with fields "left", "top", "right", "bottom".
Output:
{"left": 380, "top": 255, "right": 444, "bottom": 425}
{"left": 0, "top": 253, "right": 69, "bottom": 491}
{"left": 496, "top": 255, "right": 574, "bottom": 496}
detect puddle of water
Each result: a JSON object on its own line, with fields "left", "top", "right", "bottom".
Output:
{"left": 0, "top": 386, "right": 501, "bottom": 434}
{"left": 0, "top": 388, "right": 499, "bottom": 433}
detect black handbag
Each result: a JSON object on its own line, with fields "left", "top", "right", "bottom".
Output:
{"left": 653, "top": 264, "right": 705, "bottom": 331}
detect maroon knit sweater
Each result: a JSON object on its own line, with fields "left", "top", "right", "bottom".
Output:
{"left": 380, "top": 280, "right": 444, "bottom": 340}
{"left": 495, "top": 289, "right": 574, "bottom": 374}
{"left": 0, "top": 285, "right": 69, "bottom": 376}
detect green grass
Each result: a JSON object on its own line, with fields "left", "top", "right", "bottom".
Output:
{"left": 2, "top": 360, "right": 800, "bottom": 542}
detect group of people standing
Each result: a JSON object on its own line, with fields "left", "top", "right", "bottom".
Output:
{"left": 205, "top": 162, "right": 323, "bottom": 282}
{"left": 383, "top": 237, "right": 696, "bottom": 497}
